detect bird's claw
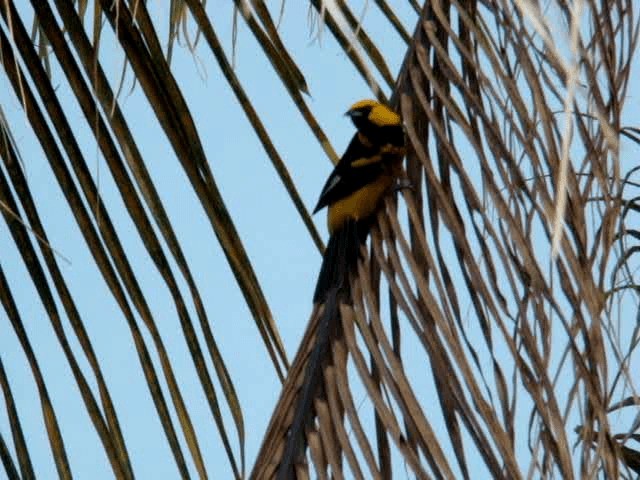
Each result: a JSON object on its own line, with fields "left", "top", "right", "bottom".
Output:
{"left": 393, "top": 179, "right": 413, "bottom": 192}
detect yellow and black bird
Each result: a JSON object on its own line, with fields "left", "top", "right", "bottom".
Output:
{"left": 313, "top": 99, "right": 406, "bottom": 303}
{"left": 271, "top": 100, "right": 406, "bottom": 480}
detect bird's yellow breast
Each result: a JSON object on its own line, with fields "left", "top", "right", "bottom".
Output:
{"left": 327, "top": 173, "right": 394, "bottom": 234}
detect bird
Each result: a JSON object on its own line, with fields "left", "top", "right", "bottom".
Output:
{"left": 270, "top": 101, "right": 406, "bottom": 479}
{"left": 312, "top": 99, "right": 406, "bottom": 303}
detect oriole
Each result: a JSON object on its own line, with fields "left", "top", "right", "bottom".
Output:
{"left": 313, "top": 99, "right": 406, "bottom": 303}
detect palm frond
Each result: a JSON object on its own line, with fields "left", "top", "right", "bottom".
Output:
{"left": 0, "top": 0, "right": 638, "bottom": 478}
{"left": 253, "top": 0, "right": 640, "bottom": 477}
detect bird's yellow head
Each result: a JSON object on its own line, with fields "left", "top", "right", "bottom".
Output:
{"left": 346, "top": 99, "right": 404, "bottom": 150}
{"left": 346, "top": 99, "right": 401, "bottom": 128}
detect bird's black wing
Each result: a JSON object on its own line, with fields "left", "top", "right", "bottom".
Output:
{"left": 312, "top": 135, "right": 384, "bottom": 213}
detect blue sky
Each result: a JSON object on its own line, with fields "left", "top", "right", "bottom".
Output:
{"left": 0, "top": 2, "right": 418, "bottom": 478}
{"left": 2, "top": 2, "right": 640, "bottom": 479}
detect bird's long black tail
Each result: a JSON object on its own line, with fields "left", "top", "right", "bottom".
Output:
{"left": 313, "top": 218, "right": 370, "bottom": 304}
{"left": 277, "top": 219, "right": 369, "bottom": 478}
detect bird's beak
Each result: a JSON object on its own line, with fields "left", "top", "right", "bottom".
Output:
{"left": 345, "top": 109, "right": 362, "bottom": 118}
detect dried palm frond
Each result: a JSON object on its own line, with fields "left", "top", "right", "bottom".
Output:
{"left": 253, "top": 0, "right": 640, "bottom": 477}
{"left": 0, "top": 0, "right": 638, "bottom": 478}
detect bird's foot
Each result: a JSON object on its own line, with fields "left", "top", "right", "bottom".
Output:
{"left": 393, "top": 179, "right": 413, "bottom": 192}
